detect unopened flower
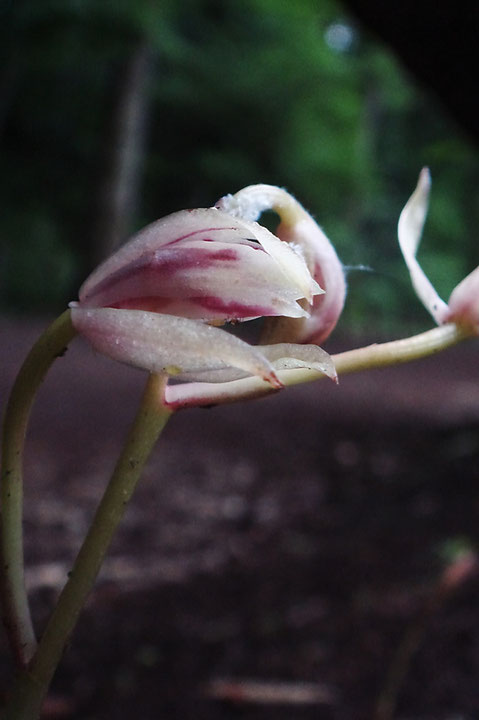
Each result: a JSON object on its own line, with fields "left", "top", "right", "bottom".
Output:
{"left": 71, "top": 199, "right": 337, "bottom": 392}
{"left": 446, "top": 267, "right": 479, "bottom": 330}
{"left": 398, "top": 168, "right": 479, "bottom": 333}
{"left": 216, "top": 184, "right": 346, "bottom": 344}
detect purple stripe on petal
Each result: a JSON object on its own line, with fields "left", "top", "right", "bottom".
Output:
{"left": 163, "top": 226, "right": 238, "bottom": 246}
{"left": 192, "top": 296, "right": 272, "bottom": 318}
{"left": 81, "top": 247, "right": 240, "bottom": 305}
{"left": 149, "top": 247, "right": 238, "bottom": 273}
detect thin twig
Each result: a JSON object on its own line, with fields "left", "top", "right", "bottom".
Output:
{"left": 374, "top": 552, "right": 478, "bottom": 720}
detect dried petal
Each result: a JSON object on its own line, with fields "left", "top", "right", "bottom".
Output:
{"left": 398, "top": 168, "right": 449, "bottom": 324}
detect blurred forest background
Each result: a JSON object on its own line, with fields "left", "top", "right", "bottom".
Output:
{"left": 1, "top": 0, "right": 478, "bottom": 333}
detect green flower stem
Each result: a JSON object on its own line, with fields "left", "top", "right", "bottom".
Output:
{"left": 3, "top": 371, "right": 172, "bottom": 720}
{"left": 166, "top": 323, "right": 471, "bottom": 409}
{"left": 332, "top": 323, "right": 470, "bottom": 375}
{"left": 1, "top": 310, "right": 77, "bottom": 667}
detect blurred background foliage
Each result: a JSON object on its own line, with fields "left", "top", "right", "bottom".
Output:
{"left": 1, "top": 0, "right": 478, "bottom": 334}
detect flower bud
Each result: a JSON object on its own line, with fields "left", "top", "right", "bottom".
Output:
{"left": 71, "top": 200, "right": 336, "bottom": 390}
{"left": 78, "top": 207, "right": 320, "bottom": 324}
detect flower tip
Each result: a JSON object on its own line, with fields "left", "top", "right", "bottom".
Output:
{"left": 310, "top": 277, "right": 325, "bottom": 298}
{"left": 267, "top": 370, "right": 284, "bottom": 390}
{"left": 409, "top": 167, "right": 431, "bottom": 212}
{"left": 419, "top": 166, "right": 431, "bottom": 189}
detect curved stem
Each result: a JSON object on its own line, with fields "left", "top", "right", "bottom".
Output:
{"left": 332, "top": 323, "right": 469, "bottom": 373}
{"left": 3, "top": 372, "right": 172, "bottom": 720}
{"left": 1, "top": 310, "right": 77, "bottom": 666}
{"left": 165, "top": 323, "right": 471, "bottom": 408}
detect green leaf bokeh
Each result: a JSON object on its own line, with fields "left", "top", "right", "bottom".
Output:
{"left": 1, "top": 0, "right": 477, "bottom": 332}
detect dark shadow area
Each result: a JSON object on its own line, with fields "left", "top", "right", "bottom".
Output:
{"left": 1, "top": 318, "right": 478, "bottom": 718}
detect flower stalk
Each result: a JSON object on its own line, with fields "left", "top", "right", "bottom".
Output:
{"left": 1, "top": 310, "right": 77, "bottom": 667}
{"left": 165, "top": 323, "right": 471, "bottom": 409}
{"left": 2, "top": 372, "right": 172, "bottom": 720}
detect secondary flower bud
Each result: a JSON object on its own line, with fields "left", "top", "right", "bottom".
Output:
{"left": 445, "top": 266, "right": 479, "bottom": 332}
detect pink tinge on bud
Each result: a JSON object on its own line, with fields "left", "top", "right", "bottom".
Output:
{"left": 275, "top": 214, "right": 346, "bottom": 344}
{"left": 445, "top": 266, "right": 479, "bottom": 333}
{"left": 78, "top": 207, "right": 319, "bottom": 324}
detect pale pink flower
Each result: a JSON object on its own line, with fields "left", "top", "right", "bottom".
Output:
{"left": 71, "top": 200, "right": 337, "bottom": 394}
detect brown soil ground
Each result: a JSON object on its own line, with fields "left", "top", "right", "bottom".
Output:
{"left": 1, "top": 315, "right": 479, "bottom": 720}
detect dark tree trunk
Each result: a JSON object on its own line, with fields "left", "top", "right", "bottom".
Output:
{"left": 91, "top": 41, "right": 152, "bottom": 265}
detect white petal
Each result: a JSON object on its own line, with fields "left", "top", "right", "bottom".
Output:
{"left": 71, "top": 307, "right": 282, "bottom": 388}
{"left": 244, "top": 220, "right": 323, "bottom": 303}
{"left": 398, "top": 168, "right": 449, "bottom": 324}
{"left": 80, "top": 237, "right": 312, "bottom": 321}
{"left": 217, "top": 184, "right": 305, "bottom": 225}
{"left": 261, "top": 343, "right": 337, "bottom": 380}
{"left": 79, "top": 208, "right": 320, "bottom": 313}
{"left": 217, "top": 186, "right": 323, "bottom": 302}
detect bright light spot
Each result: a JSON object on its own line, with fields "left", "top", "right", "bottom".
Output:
{"left": 325, "top": 22, "right": 355, "bottom": 53}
